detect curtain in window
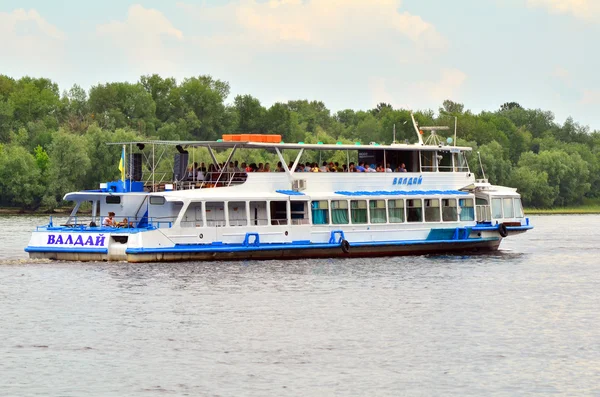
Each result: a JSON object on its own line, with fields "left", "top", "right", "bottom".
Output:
{"left": 311, "top": 202, "right": 327, "bottom": 225}
{"left": 369, "top": 208, "right": 386, "bottom": 223}
{"left": 331, "top": 209, "right": 349, "bottom": 224}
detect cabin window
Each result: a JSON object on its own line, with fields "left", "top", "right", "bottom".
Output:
{"left": 420, "top": 151, "right": 435, "bottom": 172}
{"left": 205, "top": 201, "right": 226, "bottom": 227}
{"left": 388, "top": 199, "right": 404, "bottom": 223}
{"left": 228, "top": 201, "right": 247, "bottom": 226}
{"left": 503, "top": 198, "right": 514, "bottom": 219}
{"left": 181, "top": 202, "right": 203, "bottom": 228}
{"left": 369, "top": 200, "right": 387, "bottom": 223}
{"left": 454, "top": 152, "right": 469, "bottom": 172}
{"left": 249, "top": 201, "right": 268, "bottom": 226}
{"left": 290, "top": 201, "right": 309, "bottom": 225}
{"left": 407, "top": 199, "right": 423, "bottom": 223}
{"left": 424, "top": 199, "right": 441, "bottom": 222}
{"left": 149, "top": 196, "right": 165, "bottom": 205}
{"left": 438, "top": 152, "right": 453, "bottom": 172}
{"left": 106, "top": 196, "right": 121, "bottom": 204}
{"left": 350, "top": 200, "right": 368, "bottom": 224}
{"left": 514, "top": 199, "right": 524, "bottom": 218}
{"left": 491, "top": 198, "right": 503, "bottom": 219}
{"left": 459, "top": 198, "right": 475, "bottom": 221}
{"left": 331, "top": 200, "right": 349, "bottom": 225}
{"left": 442, "top": 199, "right": 458, "bottom": 222}
{"left": 311, "top": 201, "right": 329, "bottom": 225}
{"left": 270, "top": 201, "right": 288, "bottom": 225}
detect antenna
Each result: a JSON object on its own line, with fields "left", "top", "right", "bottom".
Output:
{"left": 454, "top": 116, "right": 457, "bottom": 147}
{"left": 477, "top": 151, "right": 487, "bottom": 181}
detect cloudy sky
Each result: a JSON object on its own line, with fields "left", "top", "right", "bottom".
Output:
{"left": 1, "top": 0, "right": 599, "bottom": 129}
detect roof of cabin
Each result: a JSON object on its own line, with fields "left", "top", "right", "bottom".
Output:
{"left": 108, "top": 140, "right": 472, "bottom": 152}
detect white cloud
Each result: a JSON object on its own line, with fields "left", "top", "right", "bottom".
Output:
{"left": 96, "top": 4, "right": 184, "bottom": 74}
{"left": 527, "top": 0, "right": 600, "bottom": 21}
{"left": 0, "top": 9, "right": 66, "bottom": 71}
{"left": 177, "top": 0, "right": 447, "bottom": 51}
{"left": 581, "top": 89, "right": 600, "bottom": 105}
{"left": 370, "top": 69, "right": 467, "bottom": 110}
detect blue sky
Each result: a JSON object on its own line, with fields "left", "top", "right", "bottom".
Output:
{"left": 1, "top": 0, "right": 599, "bottom": 129}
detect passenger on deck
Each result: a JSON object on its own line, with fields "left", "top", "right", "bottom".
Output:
{"left": 296, "top": 164, "right": 305, "bottom": 172}
{"left": 385, "top": 163, "right": 393, "bottom": 173}
{"left": 311, "top": 162, "right": 320, "bottom": 172}
{"left": 356, "top": 162, "right": 366, "bottom": 172}
{"left": 349, "top": 162, "right": 356, "bottom": 172}
{"left": 264, "top": 163, "right": 271, "bottom": 172}
{"left": 276, "top": 162, "right": 284, "bottom": 172}
{"left": 257, "top": 163, "right": 264, "bottom": 172}
{"left": 398, "top": 163, "right": 407, "bottom": 172}
{"left": 365, "top": 164, "right": 376, "bottom": 173}
{"left": 319, "top": 161, "right": 329, "bottom": 172}
{"left": 103, "top": 212, "right": 115, "bottom": 226}
{"left": 118, "top": 217, "right": 134, "bottom": 228}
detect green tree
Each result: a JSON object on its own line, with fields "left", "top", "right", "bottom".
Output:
{"left": 0, "top": 145, "right": 44, "bottom": 208}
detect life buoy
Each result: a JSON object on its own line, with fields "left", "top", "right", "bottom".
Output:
{"left": 341, "top": 239, "right": 350, "bottom": 254}
{"left": 498, "top": 223, "right": 508, "bottom": 238}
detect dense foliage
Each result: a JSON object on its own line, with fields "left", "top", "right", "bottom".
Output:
{"left": 0, "top": 74, "right": 598, "bottom": 210}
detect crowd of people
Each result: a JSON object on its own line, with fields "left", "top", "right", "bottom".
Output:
{"left": 185, "top": 160, "right": 408, "bottom": 181}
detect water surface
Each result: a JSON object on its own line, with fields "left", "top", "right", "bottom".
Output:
{"left": 1, "top": 215, "right": 599, "bottom": 396}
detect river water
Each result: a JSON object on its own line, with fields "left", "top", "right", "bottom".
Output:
{"left": 0, "top": 215, "right": 598, "bottom": 396}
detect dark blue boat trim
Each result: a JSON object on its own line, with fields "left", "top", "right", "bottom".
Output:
{"left": 125, "top": 237, "right": 499, "bottom": 255}
{"left": 25, "top": 246, "right": 109, "bottom": 254}
{"left": 506, "top": 225, "right": 534, "bottom": 231}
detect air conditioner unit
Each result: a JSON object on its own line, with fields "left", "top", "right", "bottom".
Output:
{"left": 292, "top": 179, "right": 307, "bottom": 191}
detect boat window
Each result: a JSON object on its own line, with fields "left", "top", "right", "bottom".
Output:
{"left": 476, "top": 198, "right": 488, "bottom": 205}
{"left": 331, "top": 200, "right": 349, "bottom": 225}
{"left": 454, "top": 152, "right": 469, "bottom": 172}
{"left": 228, "top": 201, "right": 247, "bottom": 226}
{"left": 503, "top": 198, "right": 514, "bottom": 218}
{"left": 514, "top": 198, "right": 524, "bottom": 218}
{"left": 442, "top": 198, "right": 458, "bottom": 222}
{"left": 350, "top": 200, "right": 368, "bottom": 224}
{"left": 205, "top": 201, "right": 226, "bottom": 227}
{"left": 311, "top": 201, "right": 329, "bottom": 225}
{"left": 438, "top": 152, "right": 453, "bottom": 172}
{"left": 407, "top": 199, "right": 423, "bottom": 223}
{"left": 369, "top": 200, "right": 387, "bottom": 223}
{"left": 181, "top": 202, "right": 203, "bottom": 228}
{"left": 388, "top": 199, "right": 404, "bottom": 223}
{"left": 149, "top": 196, "right": 165, "bottom": 205}
{"left": 425, "top": 199, "right": 441, "bottom": 222}
{"left": 420, "top": 151, "right": 435, "bottom": 172}
{"left": 270, "top": 201, "right": 288, "bottom": 225}
{"left": 106, "top": 196, "right": 121, "bottom": 204}
{"left": 491, "top": 198, "right": 503, "bottom": 219}
{"left": 290, "top": 201, "right": 309, "bottom": 225}
{"left": 459, "top": 198, "right": 475, "bottom": 221}
{"left": 249, "top": 201, "right": 268, "bottom": 226}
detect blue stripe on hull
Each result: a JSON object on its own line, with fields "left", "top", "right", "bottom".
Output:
{"left": 126, "top": 237, "right": 499, "bottom": 255}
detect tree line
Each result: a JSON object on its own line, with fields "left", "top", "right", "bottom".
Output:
{"left": 0, "top": 74, "right": 598, "bottom": 210}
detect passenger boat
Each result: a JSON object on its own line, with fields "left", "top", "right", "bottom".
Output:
{"left": 25, "top": 119, "right": 533, "bottom": 262}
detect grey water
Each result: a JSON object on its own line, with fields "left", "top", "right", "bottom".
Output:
{"left": 0, "top": 215, "right": 599, "bottom": 396}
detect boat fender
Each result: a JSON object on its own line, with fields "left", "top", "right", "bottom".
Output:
{"left": 341, "top": 239, "right": 350, "bottom": 254}
{"left": 498, "top": 223, "right": 508, "bottom": 238}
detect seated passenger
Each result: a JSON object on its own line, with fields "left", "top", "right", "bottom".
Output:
{"left": 385, "top": 163, "right": 393, "bottom": 173}
{"left": 398, "top": 163, "right": 407, "bottom": 172}
{"left": 365, "top": 164, "right": 376, "bottom": 173}
{"left": 311, "top": 162, "right": 320, "bottom": 172}
{"left": 319, "top": 161, "right": 329, "bottom": 173}
{"left": 103, "top": 212, "right": 115, "bottom": 226}
{"left": 356, "top": 162, "right": 366, "bottom": 172}
{"left": 264, "top": 163, "right": 271, "bottom": 172}
{"left": 349, "top": 162, "right": 356, "bottom": 172}
{"left": 296, "top": 164, "right": 305, "bottom": 172}
{"left": 118, "top": 217, "right": 133, "bottom": 228}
